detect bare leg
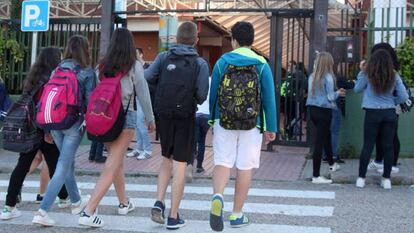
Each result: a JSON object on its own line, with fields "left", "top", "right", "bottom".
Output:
{"left": 113, "top": 160, "right": 128, "bottom": 204}
{"left": 233, "top": 169, "right": 252, "bottom": 213}
{"left": 213, "top": 165, "right": 231, "bottom": 194}
{"left": 156, "top": 157, "right": 173, "bottom": 203}
{"left": 169, "top": 160, "right": 186, "bottom": 219}
{"left": 39, "top": 163, "right": 50, "bottom": 194}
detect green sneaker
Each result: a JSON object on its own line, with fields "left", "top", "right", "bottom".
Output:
{"left": 229, "top": 213, "right": 249, "bottom": 228}
{"left": 209, "top": 194, "right": 224, "bottom": 231}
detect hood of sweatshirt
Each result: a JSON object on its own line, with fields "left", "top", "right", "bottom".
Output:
{"left": 169, "top": 44, "right": 199, "bottom": 56}
{"left": 220, "top": 47, "right": 267, "bottom": 66}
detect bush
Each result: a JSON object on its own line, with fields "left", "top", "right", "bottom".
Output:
{"left": 338, "top": 143, "right": 358, "bottom": 159}
{"left": 396, "top": 37, "right": 414, "bottom": 87}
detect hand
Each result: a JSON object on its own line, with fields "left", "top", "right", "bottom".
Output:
{"left": 359, "top": 60, "right": 366, "bottom": 72}
{"left": 147, "top": 122, "right": 155, "bottom": 133}
{"left": 44, "top": 133, "right": 54, "bottom": 144}
{"left": 337, "top": 88, "right": 346, "bottom": 97}
{"left": 264, "top": 132, "right": 276, "bottom": 144}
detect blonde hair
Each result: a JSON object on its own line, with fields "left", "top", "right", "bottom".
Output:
{"left": 311, "top": 52, "right": 335, "bottom": 96}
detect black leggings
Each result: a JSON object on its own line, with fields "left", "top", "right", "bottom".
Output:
{"left": 6, "top": 139, "right": 68, "bottom": 207}
{"left": 375, "top": 117, "right": 400, "bottom": 166}
{"left": 309, "top": 106, "right": 334, "bottom": 177}
{"left": 359, "top": 109, "right": 397, "bottom": 179}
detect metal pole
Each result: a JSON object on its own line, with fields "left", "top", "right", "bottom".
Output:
{"left": 31, "top": 32, "right": 38, "bottom": 65}
{"left": 99, "top": 0, "right": 115, "bottom": 58}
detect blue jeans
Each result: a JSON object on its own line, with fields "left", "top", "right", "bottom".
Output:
{"left": 331, "top": 107, "right": 342, "bottom": 159}
{"left": 40, "top": 120, "right": 83, "bottom": 211}
{"left": 190, "top": 113, "right": 210, "bottom": 168}
{"left": 135, "top": 98, "right": 152, "bottom": 154}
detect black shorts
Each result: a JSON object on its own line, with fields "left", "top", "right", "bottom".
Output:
{"left": 158, "top": 116, "right": 195, "bottom": 162}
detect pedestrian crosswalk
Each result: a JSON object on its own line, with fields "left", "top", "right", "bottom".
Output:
{"left": 0, "top": 179, "right": 335, "bottom": 233}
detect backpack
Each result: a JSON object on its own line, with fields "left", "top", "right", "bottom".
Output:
{"left": 154, "top": 53, "right": 199, "bottom": 118}
{"left": 214, "top": 64, "right": 263, "bottom": 131}
{"left": 400, "top": 84, "right": 414, "bottom": 113}
{"left": 2, "top": 85, "right": 43, "bottom": 153}
{"left": 35, "top": 67, "right": 80, "bottom": 130}
{"left": 86, "top": 72, "right": 132, "bottom": 142}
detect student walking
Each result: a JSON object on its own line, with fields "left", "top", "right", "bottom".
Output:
{"left": 1, "top": 47, "right": 69, "bottom": 220}
{"left": 32, "top": 36, "right": 96, "bottom": 226}
{"left": 306, "top": 52, "right": 344, "bottom": 185}
{"left": 79, "top": 28, "right": 155, "bottom": 227}
{"left": 208, "top": 21, "right": 276, "bottom": 231}
{"left": 145, "top": 21, "right": 209, "bottom": 230}
{"left": 355, "top": 49, "right": 408, "bottom": 189}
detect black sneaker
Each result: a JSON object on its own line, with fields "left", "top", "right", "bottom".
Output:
{"left": 88, "top": 155, "right": 95, "bottom": 162}
{"left": 151, "top": 200, "right": 165, "bottom": 224}
{"left": 95, "top": 157, "right": 107, "bottom": 163}
{"left": 196, "top": 167, "right": 205, "bottom": 173}
{"left": 322, "top": 158, "right": 328, "bottom": 163}
{"left": 335, "top": 158, "right": 345, "bottom": 164}
{"left": 35, "top": 194, "right": 43, "bottom": 204}
{"left": 166, "top": 214, "right": 186, "bottom": 230}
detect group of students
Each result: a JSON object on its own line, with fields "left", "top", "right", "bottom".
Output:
{"left": 0, "top": 21, "right": 277, "bottom": 232}
{"left": 307, "top": 44, "right": 410, "bottom": 189}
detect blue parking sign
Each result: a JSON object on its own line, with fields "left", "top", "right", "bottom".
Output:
{"left": 21, "top": 0, "right": 50, "bottom": 32}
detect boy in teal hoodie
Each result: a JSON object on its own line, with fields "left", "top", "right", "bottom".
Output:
{"left": 209, "top": 21, "right": 277, "bottom": 231}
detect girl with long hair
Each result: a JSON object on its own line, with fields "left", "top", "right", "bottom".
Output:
{"left": 78, "top": 28, "right": 154, "bottom": 227}
{"left": 306, "top": 52, "right": 345, "bottom": 184}
{"left": 355, "top": 49, "right": 408, "bottom": 189}
{"left": 32, "top": 36, "right": 96, "bottom": 226}
{"left": 1, "top": 47, "right": 70, "bottom": 220}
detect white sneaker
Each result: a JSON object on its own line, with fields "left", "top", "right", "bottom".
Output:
{"left": 32, "top": 209, "right": 55, "bottom": 226}
{"left": 71, "top": 195, "right": 90, "bottom": 215}
{"left": 377, "top": 166, "right": 399, "bottom": 174}
{"left": 312, "top": 176, "right": 332, "bottom": 184}
{"left": 186, "top": 165, "right": 193, "bottom": 183}
{"left": 329, "top": 163, "right": 340, "bottom": 172}
{"left": 57, "top": 198, "right": 71, "bottom": 208}
{"left": 79, "top": 211, "right": 104, "bottom": 228}
{"left": 0, "top": 206, "right": 22, "bottom": 220}
{"left": 356, "top": 177, "right": 366, "bottom": 188}
{"left": 380, "top": 178, "right": 392, "bottom": 189}
{"left": 126, "top": 149, "right": 139, "bottom": 158}
{"left": 118, "top": 200, "right": 135, "bottom": 215}
{"left": 136, "top": 153, "right": 151, "bottom": 160}
{"left": 368, "top": 160, "right": 383, "bottom": 170}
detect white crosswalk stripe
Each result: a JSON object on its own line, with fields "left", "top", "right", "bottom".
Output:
{"left": 0, "top": 180, "right": 335, "bottom": 233}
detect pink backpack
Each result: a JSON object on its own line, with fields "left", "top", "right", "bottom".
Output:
{"left": 36, "top": 67, "right": 80, "bottom": 130}
{"left": 86, "top": 72, "right": 129, "bottom": 142}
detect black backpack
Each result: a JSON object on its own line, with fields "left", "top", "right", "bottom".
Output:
{"left": 213, "top": 64, "right": 263, "bottom": 131}
{"left": 154, "top": 53, "right": 199, "bottom": 118}
{"left": 2, "top": 86, "right": 43, "bottom": 153}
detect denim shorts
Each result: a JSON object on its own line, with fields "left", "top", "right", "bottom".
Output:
{"left": 123, "top": 111, "right": 137, "bottom": 129}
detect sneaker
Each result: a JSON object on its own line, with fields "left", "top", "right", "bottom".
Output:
{"left": 380, "top": 178, "right": 392, "bottom": 190}
{"left": 35, "top": 194, "right": 43, "bottom": 204}
{"left": 229, "top": 213, "right": 249, "bottom": 228}
{"left": 94, "top": 156, "right": 107, "bottom": 163}
{"left": 368, "top": 160, "right": 383, "bottom": 170}
{"left": 329, "top": 163, "right": 340, "bottom": 172}
{"left": 186, "top": 165, "right": 193, "bottom": 183}
{"left": 118, "top": 200, "right": 135, "bottom": 215}
{"left": 166, "top": 214, "right": 186, "bottom": 230}
{"left": 312, "top": 176, "right": 333, "bottom": 184}
{"left": 209, "top": 194, "right": 224, "bottom": 232}
{"left": 71, "top": 195, "right": 90, "bottom": 215}
{"left": 334, "top": 158, "right": 345, "bottom": 164}
{"left": 356, "top": 177, "right": 365, "bottom": 188}
{"left": 377, "top": 166, "right": 399, "bottom": 174}
{"left": 196, "top": 167, "right": 205, "bottom": 173}
{"left": 137, "top": 153, "right": 151, "bottom": 160}
{"left": 79, "top": 211, "right": 104, "bottom": 228}
{"left": 1, "top": 206, "right": 22, "bottom": 220}
{"left": 126, "top": 149, "right": 139, "bottom": 158}
{"left": 151, "top": 200, "right": 165, "bottom": 224}
{"left": 88, "top": 155, "right": 95, "bottom": 162}
{"left": 57, "top": 198, "right": 71, "bottom": 208}
{"left": 32, "top": 210, "right": 55, "bottom": 226}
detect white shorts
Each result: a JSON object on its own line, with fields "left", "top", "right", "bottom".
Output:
{"left": 212, "top": 122, "right": 263, "bottom": 170}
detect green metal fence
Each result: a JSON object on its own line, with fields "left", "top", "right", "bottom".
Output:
{"left": 0, "top": 18, "right": 101, "bottom": 94}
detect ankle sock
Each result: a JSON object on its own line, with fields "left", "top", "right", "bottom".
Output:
{"left": 213, "top": 193, "right": 224, "bottom": 200}
{"left": 232, "top": 212, "right": 243, "bottom": 218}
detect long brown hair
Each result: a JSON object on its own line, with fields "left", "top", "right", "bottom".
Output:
{"left": 367, "top": 49, "right": 395, "bottom": 94}
{"left": 311, "top": 52, "right": 335, "bottom": 96}
{"left": 63, "top": 35, "right": 91, "bottom": 68}
{"left": 99, "top": 28, "right": 136, "bottom": 77}
{"left": 23, "top": 47, "right": 61, "bottom": 93}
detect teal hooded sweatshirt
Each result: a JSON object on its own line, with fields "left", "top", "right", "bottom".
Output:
{"left": 209, "top": 47, "right": 277, "bottom": 133}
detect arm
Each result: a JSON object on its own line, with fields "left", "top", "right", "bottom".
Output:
{"left": 84, "top": 69, "right": 97, "bottom": 105}
{"left": 194, "top": 59, "right": 210, "bottom": 105}
{"left": 144, "top": 53, "right": 165, "bottom": 82}
{"left": 134, "top": 63, "right": 155, "bottom": 123}
{"left": 394, "top": 74, "right": 409, "bottom": 105}
{"left": 260, "top": 63, "right": 277, "bottom": 133}
{"left": 209, "top": 60, "right": 222, "bottom": 120}
{"left": 325, "top": 74, "right": 339, "bottom": 102}
{"left": 353, "top": 71, "right": 368, "bottom": 93}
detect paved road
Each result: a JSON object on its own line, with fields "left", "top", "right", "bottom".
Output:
{"left": 0, "top": 174, "right": 413, "bottom": 233}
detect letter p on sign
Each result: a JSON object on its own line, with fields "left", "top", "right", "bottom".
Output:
{"left": 21, "top": 0, "right": 50, "bottom": 32}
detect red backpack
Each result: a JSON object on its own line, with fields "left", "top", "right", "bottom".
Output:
{"left": 86, "top": 72, "right": 130, "bottom": 142}
{"left": 36, "top": 67, "right": 80, "bottom": 130}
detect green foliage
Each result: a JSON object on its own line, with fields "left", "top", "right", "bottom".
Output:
{"left": 338, "top": 143, "right": 358, "bottom": 159}
{"left": 0, "top": 28, "right": 24, "bottom": 71}
{"left": 396, "top": 38, "right": 414, "bottom": 87}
